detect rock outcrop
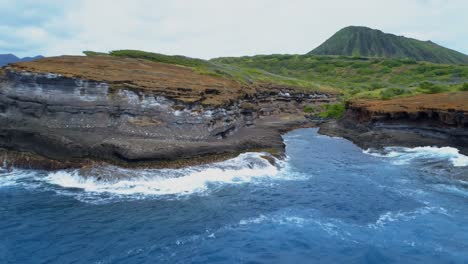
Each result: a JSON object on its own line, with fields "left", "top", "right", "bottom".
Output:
{"left": 0, "top": 56, "right": 334, "bottom": 169}
{"left": 320, "top": 92, "right": 468, "bottom": 154}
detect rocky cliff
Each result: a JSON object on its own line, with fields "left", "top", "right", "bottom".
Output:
{"left": 320, "top": 92, "right": 468, "bottom": 154}
{"left": 0, "top": 56, "right": 334, "bottom": 169}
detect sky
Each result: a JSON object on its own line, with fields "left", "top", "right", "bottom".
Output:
{"left": 0, "top": 0, "right": 467, "bottom": 59}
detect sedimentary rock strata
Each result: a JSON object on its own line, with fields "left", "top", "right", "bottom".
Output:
{"left": 0, "top": 56, "right": 334, "bottom": 169}
{"left": 320, "top": 92, "right": 468, "bottom": 154}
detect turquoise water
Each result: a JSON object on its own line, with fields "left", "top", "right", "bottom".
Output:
{"left": 1, "top": 128, "right": 467, "bottom": 263}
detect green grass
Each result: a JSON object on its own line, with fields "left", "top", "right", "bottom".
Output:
{"left": 212, "top": 54, "right": 468, "bottom": 100}
{"left": 318, "top": 103, "right": 346, "bottom": 119}
{"left": 83, "top": 50, "right": 468, "bottom": 102}
{"left": 461, "top": 83, "right": 468, "bottom": 91}
{"left": 82, "top": 50, "right": 108, "bottom": 56}
{"left": 83, "top": 50, "right": 338, "bottom": 93}
{"left": 109, "top": 50, "right": 207, "bottom": 68}
{"left": 303, "top": 104, "right": 318, "bottom": 113}
{"left": 303, "top": 102, "right": 345, "bottom": 118}
{"left": 304, "top": 102, "right": 345, "bottom": 119}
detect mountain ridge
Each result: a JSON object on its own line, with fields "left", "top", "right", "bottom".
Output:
{"left": 0, "top": 54, "right": 44, "bottom": 67}
{"left": 308, "top": 26, "right": 468, "bottom": 64}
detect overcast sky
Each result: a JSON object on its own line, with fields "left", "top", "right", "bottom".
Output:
{"left": 1, "top": 0, "right": 467, "bottom": 58}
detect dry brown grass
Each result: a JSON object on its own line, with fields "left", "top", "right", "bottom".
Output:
{"left": 351, "top": 92, "right": 468, "bottom": 113}
{"left": 7, "top": 56, "right": 255, "bottom": 106}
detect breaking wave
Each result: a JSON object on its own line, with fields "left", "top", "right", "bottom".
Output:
{"left": 364, "top": 146, "right": 468, "bottom": 167}
{"left": 0, "top": 168, "right": 40, "bottom": 188}
{"left": 43, "top": 152, "right": 297, "bottom": 198}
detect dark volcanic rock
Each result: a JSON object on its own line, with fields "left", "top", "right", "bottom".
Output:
{"left": 0, "top": 58, "right": 335, "bottom": 169}
{"left": 319, "top": 93, "right": 468, "bottom": 155}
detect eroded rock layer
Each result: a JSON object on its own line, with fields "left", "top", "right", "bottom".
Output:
{"left": 0, "top": 56, "right": 334, "bottom": 169}
{"left": 320, "top": 92, "right": 468, "bottom": 154}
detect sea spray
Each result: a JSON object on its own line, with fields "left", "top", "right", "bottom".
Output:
{"left": 364, "top": 146, "right": 468, "bottom": 167}
{"left": 44, "top": 152, "right": 287, "bottom": 196}
{"left": 0, "top": 168, "right": 39, "bottom": 188}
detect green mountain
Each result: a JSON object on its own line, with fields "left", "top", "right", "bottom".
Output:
{"left": 308, "top": 26, "right": 468, "bottom": 64}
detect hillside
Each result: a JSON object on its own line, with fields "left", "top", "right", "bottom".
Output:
{"left": 213, "top": 54, "right": 468, "bottom": 100}
{"left": 81, "top": 50, "right": 468, "bottom": 101}
{"left": 81, "top": 50, "right": 338, "bottom": 93}
{"left": 308, "top": 26, "right": 468, "bottom": 64}
{"left": 0, "top": 54, "right": 44, "bottom": 67}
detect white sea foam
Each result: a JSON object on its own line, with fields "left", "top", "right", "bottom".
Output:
{"left": 369, "top": 206, "right": 449, "bottom": 229}
{"left": 239, "top": 214, "right": 270, "bottom": 225}
{"left": 364, "top": 146, "right": 468, "bottom": 167}
{"left": 238, "top": 213, "right": 310, "bottom": 228}
{"left": 432, "top": 184, "right": 468, "bottom": 197}
{"left": 237, "top": 213, "right": 351, "bottom": 239}
{"left": 44, "top": 152, "right": 290, "bottom": 197}
{"left": 0, "top": 168, "right": 38, "bottom": 188}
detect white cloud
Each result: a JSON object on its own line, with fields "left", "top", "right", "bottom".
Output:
{"left": 16, "top": 26, "right": 49, "bottom": 41}
{"left": 2, "top": 0, "right": 468, "bottom": 57}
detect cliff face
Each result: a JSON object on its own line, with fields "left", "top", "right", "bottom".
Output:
{"left": 320, "top": 93, "right": 468, "bottom": 154}
{"left": 347, "top": 93, "right": 468, "bottom": 127}
{"left": 0, "top": 56, "right": 334, "bottom": 169}
{"left": 0, "top": 69, "right": 244, "bottom": 141}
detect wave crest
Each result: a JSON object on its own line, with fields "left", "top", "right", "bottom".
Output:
{"left": 44, "top": 152, "right": 285, "bottom": 197}
{"left": 364, "top": 146, "right": 468, "bottom": 167}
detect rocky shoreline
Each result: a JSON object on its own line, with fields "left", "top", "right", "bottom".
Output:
{"left": 1, "top": 56, "right": 466, "bottom": 171}
{"left": 319, "top": 93, "right": 468, "bottom": 155}
{"left": 0, "top": 56, "right": 334, "bottom": 170}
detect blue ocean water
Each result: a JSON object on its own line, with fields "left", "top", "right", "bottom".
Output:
{"left": 1, "top": 128, "right": 467, "bottom": 264}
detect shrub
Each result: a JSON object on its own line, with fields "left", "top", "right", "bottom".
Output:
{"left": 109, "top": 50, "right": 206, "bottom": 68}
{"left": 370, "top": 82, "right": 385, "bottom": 90}
{"left": 315, "top": 65, "right": 334, "bottom": 73}
{"left": 350, "top": 62, "right": 367, "bottom": 69}
{"left": 357, "top": 67, "right": 374, "bottom": 74}
{"left": 319, "top": 103, "right": 345, "bottom": 119}
{"left": 420, "top": 81, "right": 445, "bottom": 94}
{"left": 399, "top": 58, "right": 417, "bottom": 65}
{"left": 461, "top": 83, "right": 468, "bottom": 91}
{"left": 303, "top": 104, "right": 317, "bottom": 113}
{"left": 419, "top": 81, "right": 433, "bottom": 89}
{"left": 379, "top": 66, "right": 392, "bottom": 74}
{"left": 380, "top": 87, "right": 406, "bottom": 100}
{"left": 83, "top": 50, "right": 107, "bottom": 56}
{"left": 431, "top": 68, "right": 451, "bottom": 76}
{"left": 381, "top": 60, "right": 403, "bottom": 68}
{"left": 349, "top": 87, "right": 363, "bottom": 95}
{"left": 428, "top": 85, "right": 445, "bottom": 93}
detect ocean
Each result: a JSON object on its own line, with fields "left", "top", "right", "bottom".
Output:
{"left": 1, "top": 128, "right": 467, "bottom": 263}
